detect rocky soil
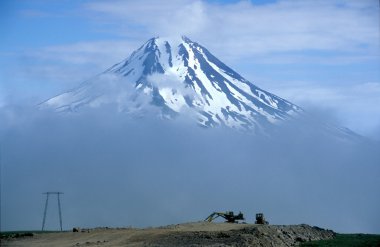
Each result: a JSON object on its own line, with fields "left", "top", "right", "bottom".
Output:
{"left": 1, "top": 222, "right": 335, "bottom": 247}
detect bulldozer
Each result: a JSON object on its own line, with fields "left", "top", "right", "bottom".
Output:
{"left": 205, "top": 211, "right": 245, "bottom": 223}
{"left": 255, "top": 213, "right": 269, "bottom": 224}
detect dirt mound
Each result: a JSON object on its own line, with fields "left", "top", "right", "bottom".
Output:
{"left": 2, "top": 222, "right": 335, "bottom": 247}
{"left": 145, "top": 223, "right": 335, "bottom": 246}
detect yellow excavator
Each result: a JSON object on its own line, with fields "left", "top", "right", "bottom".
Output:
{"left": 204, "top": 211, "right": 245, "bottom": 223}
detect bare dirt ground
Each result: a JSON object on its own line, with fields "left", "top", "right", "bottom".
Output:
{"left": 1, "top": 222, "right": 335, "bottom": 247}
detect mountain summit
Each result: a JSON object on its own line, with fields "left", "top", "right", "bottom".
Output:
{"left": 42, "top": 36, "right": 301, "bottom": 131}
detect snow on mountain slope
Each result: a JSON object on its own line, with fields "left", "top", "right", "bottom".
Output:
{"left": 41, "top": 36, "right": 302, "bottom": 131}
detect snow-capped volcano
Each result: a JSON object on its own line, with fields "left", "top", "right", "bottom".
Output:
{"left": 42, "top": 36, "right": 301, "bottom": 131}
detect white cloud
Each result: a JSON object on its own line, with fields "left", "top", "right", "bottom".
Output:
{"left": 268, "top": 81, "right": 380, "bottom": 136}
{"left": 30, "top": 40, "right": 140, "bottom": 67}
{"left": 273, "top": 81, "right": 380, "bottom": 107}
{"left": 84, "top": 0, "right": 379, "bottom": 61}
{"left": 17, "top": 0, "right": 379, "bottom": 78}
{"left": 9, "top": 40, "right": 144, "bottom": 93}
{"left": 147, "top": 73, "right": 195, "bottom": 96}
{"left": 84, "top": 0, "right": 206, "bottom": 36}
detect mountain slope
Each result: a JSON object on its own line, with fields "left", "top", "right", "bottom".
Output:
{"left": 42, "top": 36, "right": 301, "bottom": 131}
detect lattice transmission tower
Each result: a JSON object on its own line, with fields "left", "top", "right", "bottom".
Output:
{"left": 41, "top": 192, "right": 63, "bottom": 231}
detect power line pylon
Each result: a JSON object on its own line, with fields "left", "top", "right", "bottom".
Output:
{"left": 41, "top": 192, "right": 63, "bottom": 231}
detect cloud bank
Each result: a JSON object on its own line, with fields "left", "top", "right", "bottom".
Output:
{"left": 266, "top": 81, "right": 380, "bottom": 138}
{"left": 1, "top": 104, "right": 379, "bottom": 233}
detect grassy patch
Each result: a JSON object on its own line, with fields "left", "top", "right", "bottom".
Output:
{"left": 301, "top": 234, "right": 380, "bottom": 247}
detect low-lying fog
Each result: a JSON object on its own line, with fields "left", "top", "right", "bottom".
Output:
{"left": 1, "top": 104, "right": 379, "bottom": 233}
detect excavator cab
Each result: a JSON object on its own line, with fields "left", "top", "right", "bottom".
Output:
{"left": 255, "top": 213, "right": 269, "bottom": 225}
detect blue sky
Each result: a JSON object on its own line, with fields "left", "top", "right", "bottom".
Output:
{"left": 1, "top": 0, "right": 379, "bottom": 137}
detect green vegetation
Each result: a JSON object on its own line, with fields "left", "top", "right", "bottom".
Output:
{"left": 1, "top": 230, "right": 61, "bottom": 239}
{"left": 301, "top": 234, "right": 380, "bottom": 247}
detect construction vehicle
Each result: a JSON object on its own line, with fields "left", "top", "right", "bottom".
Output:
{"left": 205, "top": 211, "right": 245, "bottom": 223}
{"left": 255, "top": 213, "right": 269, "bottom": 224}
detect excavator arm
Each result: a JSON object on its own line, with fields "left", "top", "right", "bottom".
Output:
{"left": 205, "top": 212, "right": 225, "bottom": 222}
{"left": 205, "top": 211, "right": 245, "bottom": 223}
